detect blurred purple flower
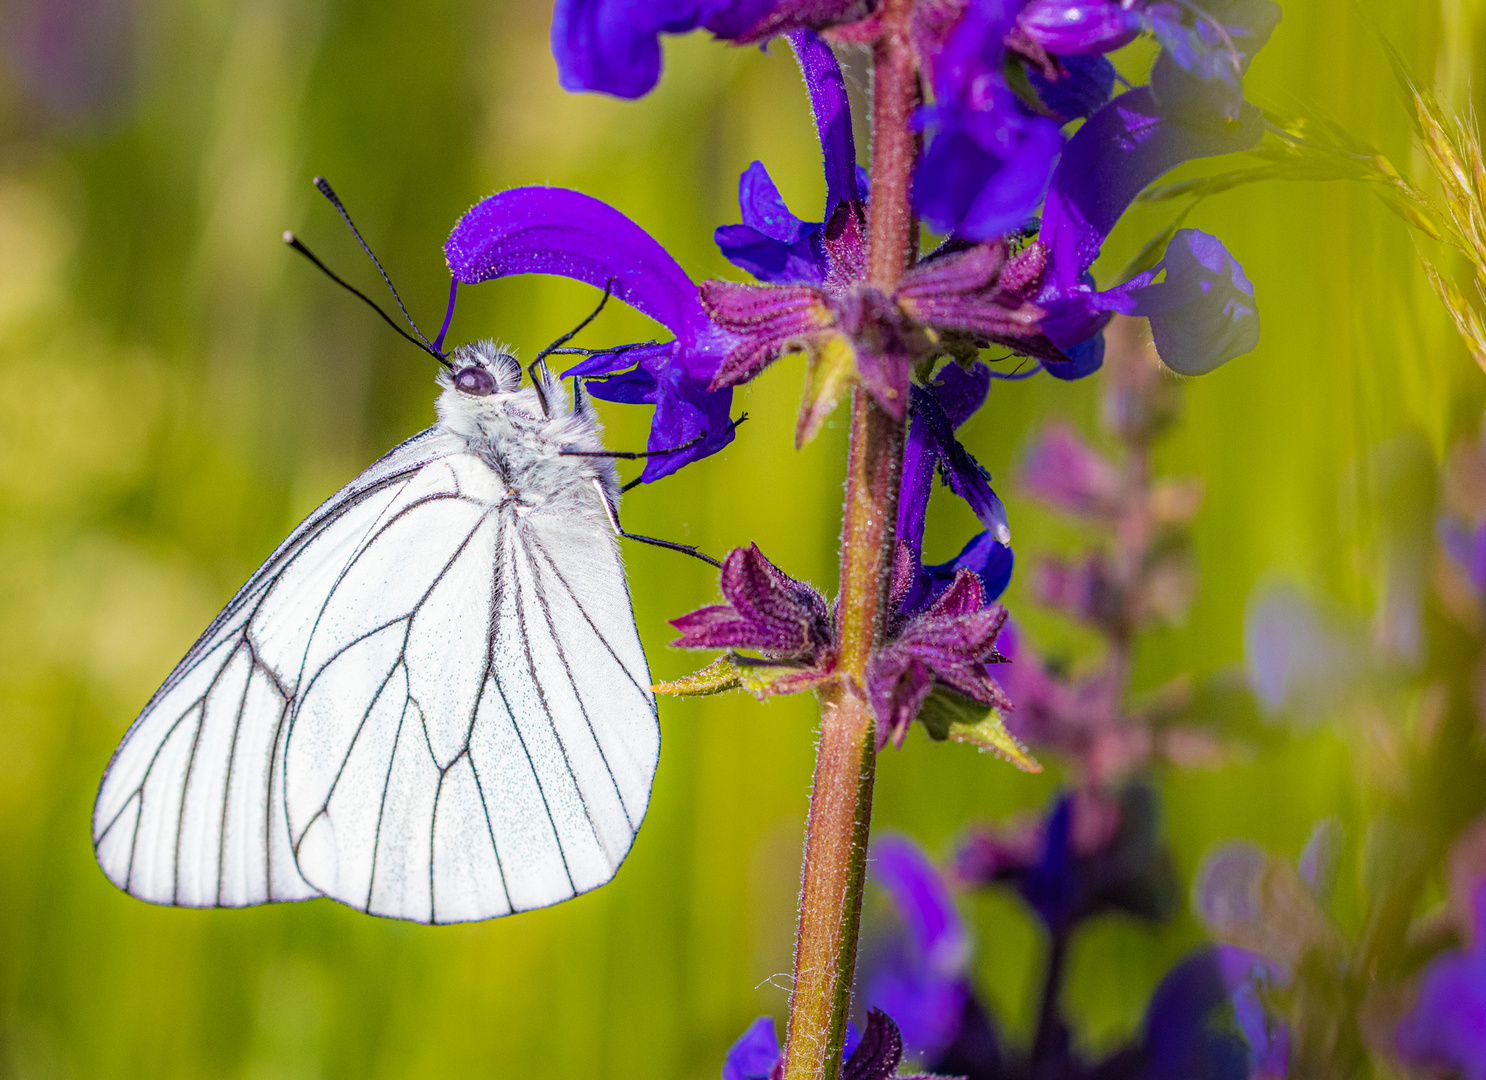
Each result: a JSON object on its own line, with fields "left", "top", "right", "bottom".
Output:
{"left": 1440, "top": 517, "right": 1486, "bottom": 596}
{"left": 1020, "top": 422, "right": 1120, "bottom": 519}
{"left": 958, "top": 787, "right": 1176, "bottom": 933}
{"left": 1138, "top": 945, "right": 1275, "bottom": 1080}
{"left": 715, "top": 30, "right": 868, "bottom": 287}
{"left": 862, "top": 835, "right": 977, "bottom": 1062}
{"left": 891, "top": 362, "right": 1014, "bottom": 619}
{"left": 445, "top": 186, "right": 739, "bottom": 482}
{"left": 861, "top": 828, "right": 1277, "bottom": 1080}
{"left": 1242, "top": 583, "right": 1360, "bottom": 720}
{"left": 4, "top": 0, "right": 134, "bottom": 122}
{"left": 1396, "top": 881, "right": 1486, "bottom": 1080}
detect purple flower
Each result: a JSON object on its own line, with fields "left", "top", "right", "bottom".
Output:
{"left": 891, "top": 361, "right": 1013, "bottom": 619}
{"left": 1396, "top": 880, "right": 1486, "bottom": 1080}
{"left": 861, "top": 835, "right": 977, "bottom": 1062}
{"left": 1014, "top": 0, "right": 1281, "bottom": 125}
{"left": 958, "top": 787, "right": 1176, "bottom": 933}
{"left": 1440, "top": 516, "right": 1486, "bottom": 596}
{"left": 1016, "top": 0, "right": 1142, "bottom": 55}
{"left": 550, "top": 0, "right": 869, "bottom": 99}
{"left": 723, "top": 1016, "right": 788, "bottom": 1080}
{"left": 867, "top": 572, "right": 1012, "bottom": 750}
{"left": 670, "top": 543, "right": 833, "bottom": 660}
{"left": 1025, "top": 54, "right": 1118, "bottom": 124}
{"left": 1139, "top": 944, "right": 1276, "bottom": 1080}
{"left": 1146, "top": 0, "right": 1281, "bottom": 122}
{"left": 1032, "top": 82, "right": 1265, "bottom": 375}
{"left": 444, "top": 186, "right": 739, "bottom": 482}
{"left": 1019, "top": 422, "right": 1121, "bottom": 519}
{"left": 715, "top": 30, "right": 868, "bottom": 287}
{"left": 914, "top": 0, "right": 1064, "bottom": 241}
{"left": 720, "top": 1014, "right": 867, "bottom": 1080}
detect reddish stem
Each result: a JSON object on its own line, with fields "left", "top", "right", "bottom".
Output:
{"left": 779, "top": 3, "right": 917, "bottom": 1077}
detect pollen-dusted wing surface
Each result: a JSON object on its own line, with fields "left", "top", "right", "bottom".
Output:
{"left": 92, "top": 428, "right": 659, "bottom": 924}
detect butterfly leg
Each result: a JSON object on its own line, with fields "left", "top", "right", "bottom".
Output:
{"left": 591, "top": 479, "right": 721, "bottom": 568}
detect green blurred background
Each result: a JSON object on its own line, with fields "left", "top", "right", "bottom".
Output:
{"left": 0, "top": 0, "right": 1479, "bottom": 1076}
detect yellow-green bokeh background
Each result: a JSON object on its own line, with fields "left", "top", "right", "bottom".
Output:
{"left": 0, "top": 1, "right": 1478, "bottom": 1076}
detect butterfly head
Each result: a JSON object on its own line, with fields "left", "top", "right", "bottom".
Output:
{"left": 444, "top": 341, "right": 523, "bottom": 397}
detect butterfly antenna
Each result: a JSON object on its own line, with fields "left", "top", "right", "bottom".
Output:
{"left": 312, "top": 177, "right": 436, "bottom": 352}
{"left": 283, "top": 231, "right": 453, "bottom": 370}
{"left": 531, "top": 278, "right": 618, "bottom": 374}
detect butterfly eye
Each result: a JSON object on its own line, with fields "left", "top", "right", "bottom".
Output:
{"left": 455, "top": 366, "right": 496, "bottom": 396}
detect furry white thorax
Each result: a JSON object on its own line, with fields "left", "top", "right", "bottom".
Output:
{"left": 434, "top": 339, "right": 620, "bottom": 518}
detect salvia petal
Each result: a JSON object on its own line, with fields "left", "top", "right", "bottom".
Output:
{"left": 870, "top": 835, "right": 972, "bottom": 977}
{"left": 1026, "top": 53, "right": 1118, "bottom": 122}
{"left": 1122, "top": 228, "right": 1259, "bottom": 375}
{"left": 1017, "top": 0, "right": 1142, "bottom": 55}
{"left": 722, "top": 1015, "right": 782, "bottom": 1080}
{"left": 446, "top": 186, "right": 727, "bottom": 376}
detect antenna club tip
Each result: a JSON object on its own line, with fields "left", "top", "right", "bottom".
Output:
{"left": 312, "top": 175, "right": 326, "bottom": 186}
{"left": 282, "top": 230, "right": 296, "bottom": 244}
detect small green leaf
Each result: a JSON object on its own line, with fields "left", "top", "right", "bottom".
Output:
{"left": 795, "top": 333, "right": 856, "bottom": 448}
{"left": 653, "top": 656, "right": 742, "bottom": 696}
{"left": 918, "top": 687, "right": 1041, "bottom": 772}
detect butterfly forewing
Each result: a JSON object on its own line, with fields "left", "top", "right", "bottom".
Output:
{"left": 94, "top": 425, "right": 659, "bottom": 924}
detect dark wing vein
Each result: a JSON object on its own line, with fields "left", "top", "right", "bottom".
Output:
{"left": 525, "top": 535, "right": 651, "bottom": 705}
{"left": 484, "top": 523, "right": 576, "bottom": 896}
{"left": 525, "top": 542, "right": 631, "bottom": 828}
{"left": 511, "top": 537, "right": 605, "bottom": 856}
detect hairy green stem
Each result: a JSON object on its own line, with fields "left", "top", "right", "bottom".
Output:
{"left": 779, "top": 4, "right": 917, "bottom": 1078}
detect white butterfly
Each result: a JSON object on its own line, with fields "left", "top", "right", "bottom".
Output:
{"left": 93, "top": 343, "right": 662, "bottom": 925}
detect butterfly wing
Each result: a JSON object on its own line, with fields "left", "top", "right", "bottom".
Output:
{"left": 92, "top": 427, "right": 469, "bottom": 907}
{"left": 284, "top": 495, "right": 660, "bottom": 924}
{"left": 95, "top": 428, "right": 660, "bottom": 926}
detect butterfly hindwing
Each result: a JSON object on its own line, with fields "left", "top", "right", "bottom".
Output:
{"left": 285, "top": 495, "right": 659, "bottom": 924}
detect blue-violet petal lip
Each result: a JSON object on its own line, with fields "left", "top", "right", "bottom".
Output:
{"left": 446, "top": 186, "right": 712, "bottom": 347}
